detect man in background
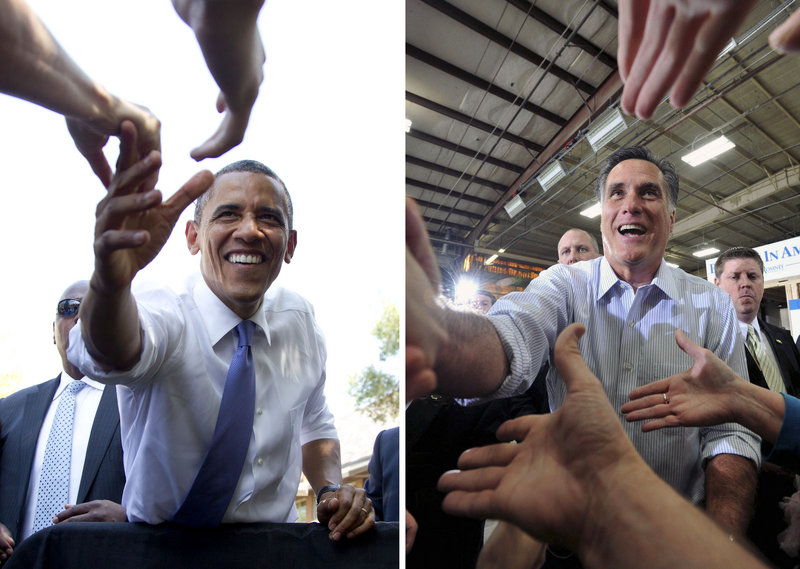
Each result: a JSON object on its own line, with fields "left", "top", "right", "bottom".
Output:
{"left": 556, "top": 229, "right": 600, "bottom": 265}
{"left": 714, "top": 246, "right": 800, "bottom": 567}
{"left": 0, "top": 281, "right": 125, "bottom": 565}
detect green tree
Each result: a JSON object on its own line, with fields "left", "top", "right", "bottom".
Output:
{"left": 348, "top": 302, "right": 399, "bottom": 423}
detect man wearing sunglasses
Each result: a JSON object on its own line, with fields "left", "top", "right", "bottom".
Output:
{"left": 0, "top": 281, "right": 125, "bottom": 565}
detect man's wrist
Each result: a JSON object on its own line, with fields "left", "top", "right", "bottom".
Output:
{"left": 316, "top": 484, "right": 341, "bottom": 504}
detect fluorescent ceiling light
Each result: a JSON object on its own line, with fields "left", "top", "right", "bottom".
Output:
{"left": 405, "top": 118, "right": 412, "bottom": 133}
{"left": 586, "top": 107, "right": 628, "bottom": 152}
{"left": 484, "top": 254, "right": 499, "bottom": 265}
{"left": 536, "top": 160, "right": 566, "bottom": 192}
{"left": 580, "top": 202, "right": 602, "bottom": 218}
{"left": 681, "top": 136, "right": 735, "bottom": 166}
{"left": 718, "top": 38, "right": 737, "bottom": 58}
{"left": 692, "top": 247, "right": 720, "bottom": 258}
{"left": 504, "top": 194, "right": 526, "bottom": 218}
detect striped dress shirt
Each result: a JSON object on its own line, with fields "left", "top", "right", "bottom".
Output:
{"left": 488, "top": 256, "right": 761, "bottom": 503}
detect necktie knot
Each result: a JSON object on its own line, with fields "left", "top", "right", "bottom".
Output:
{"left": 65, "top": 380, "right": 87, "bottom": 397}
{"left": 235, "top": 320, "right": 255, "bottom": 349}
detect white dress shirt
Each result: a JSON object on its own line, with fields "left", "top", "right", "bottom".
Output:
{"left": 486, "top": 257, "right": 761, "bottom": 503}
{"left": 20, "top": 373, "right": 104, "bottom": 540}
{"left": 67, "top": 274, "right": 338, "bottom": 524}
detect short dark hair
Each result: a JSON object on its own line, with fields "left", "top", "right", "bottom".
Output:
{"left": 193, "top": 160, "right": 294, "bottom": 230}
{"left": 595, "top": 146, "right": 679, "bottom": 211}
{"left": 714, "top": 246, "right": 764, "bottom": 277}
{"left": 473, "top": 290, "right": 495, "bottom": 304}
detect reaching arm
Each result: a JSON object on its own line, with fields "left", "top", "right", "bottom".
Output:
{"left": 438, "top": 324, "right": 770, "bottom": 569}
{"left": 81, "top": 121, "right": 213, "bottom": 370}
{"left": 302, "top": 438, "right": 374, "bottom": 540}
{"left": 0, "top": 0, "right": 160, "bottom": 188}
{"left": 172, "top": 0, "right": 265, "bottom": 161}
{"left": 704, "top": 454, "right": 757, "bottom": 537}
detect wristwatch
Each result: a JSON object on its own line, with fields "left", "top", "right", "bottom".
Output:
{"left": 316, "top": 484, "right": 342, "bottom": 504}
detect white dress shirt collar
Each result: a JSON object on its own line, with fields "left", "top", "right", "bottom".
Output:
{"left": 597, "top": 257, "right": 678, "bottom": 301}
{"left": 54, "top": 370, "right": 104, "bottom": 398}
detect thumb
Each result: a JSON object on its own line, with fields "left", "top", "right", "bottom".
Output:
{"left": 553, "top": 323, "right": 595, "bottom": 393}
{"left": 164, "top": 170, "right": 215, "bottom": 213}
{"left": 674, "top": 329, "right": 704, "bottom": 363}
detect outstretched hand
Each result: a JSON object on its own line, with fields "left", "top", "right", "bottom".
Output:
{"left": 618, "top": 0, "right": 757, "bottom": 119}
{"left": 621, "top": 329, "right": 745, "bottom": 431}
{"left": 92, "top": 120, "right": 213, "bottom": 295}
{"left": 66, "top": 98, "right": 162, "bottom": 191}
{"left": 438, "top": 324, "right": 642, "bottom": 551}
{"left": 406, "top": 198, "right": 448, "bottom": 401}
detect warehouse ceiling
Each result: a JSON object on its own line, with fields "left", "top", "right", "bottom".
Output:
{"left": 406, "top": 0, "right": 800, "bottom": 289}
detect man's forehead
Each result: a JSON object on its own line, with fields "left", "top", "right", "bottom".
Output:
{"left": 208, "top": 172, "right": 288, "bottom": 210}
{"left": 605, "top": 159, "right": 665, "bottom": 188}
{"left": 721, "top": 258, "right": 762, "bottom": 274}
{"left": 60, "top": 283, "right": 88, "bottom": 301}
{"left": 560, "top": 230, "right": 589, "bottom": 245}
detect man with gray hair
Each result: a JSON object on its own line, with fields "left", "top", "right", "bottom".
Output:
{"left": 407, "top": 146, "right": 759, "bottom": 568}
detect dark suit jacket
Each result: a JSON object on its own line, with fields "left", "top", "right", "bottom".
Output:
{"left": 0, "top": 375, "right": 125, "bottom": 540}
{"left": 744, "top": 320, "right": 800, "bottom": 568}
{"left": 745, "top": 318, "right": 800, "bottom": 396}
{"left": 364, "top": 427, "right": 399, "bottom": 522}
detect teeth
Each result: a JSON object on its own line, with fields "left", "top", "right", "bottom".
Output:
{"left": 619, "top": 224, "right": 646, "bottom": 235}
{"left": 228, "top": 254, "right": 262, "bottom": 264}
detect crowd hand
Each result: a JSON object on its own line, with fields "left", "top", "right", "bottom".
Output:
{"left": 0, "top": 523, "right": 13, "bottom": 565}
{"left": 438, "top": 324, "right": 643, "bottom": 552}
{"left": 172, "top": 0, "right": 266, "bottom": 161}
{"left": 316, "top": 484, "right": 374, "bottom": 541}
{"left": 92, "top": 120, "right": 213, "bottom": 294}
{"left": 53, "top": 500, "right": 127, "bottom": 524}
{"left": 406, "top": 510, "right": 418, "bottom": 553}
{"left": 478, "top": 521, "right": 546, "bottom": 569}
{"left": 65, "top": 97, "right": 162, "bottom": 191}
{"left": 621, "top": 329, "right": 744, "bottom": 431}
{"left": 406, "top": 198, "right": 448, "bottom": 400}
{"left": 618, "top": 0, "right": 757, "bottom": 120}
{"left": 770, "top": 8, "right": 800, "bottom": 53}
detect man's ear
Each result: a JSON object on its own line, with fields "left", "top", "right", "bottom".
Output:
{"left": 186, "top": 220, "right": 200, "bottom": 255}
{"left": 284, "top": 230, "right": 297, "bottom": 264}
{"left": 53, "top": 322, "right": 56, "bottom": 345}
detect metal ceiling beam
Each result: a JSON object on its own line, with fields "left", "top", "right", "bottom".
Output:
{"left": 407, "top": 129, "right": 525, "bottom": 174}
{"left": 466, "top": 71, "right": 624, "bottom": 243}
{"left": 406, "top": 91, "right": 544, "bottom": 152}
{"left": 407, "top": 43, "right": 568, "bottom": 127}
{"left": 420, "top": 0, "right": 596, "bottom": 93}
{"left": 672, "top": 165, "right": 800, "bottom": 237}
{"left": 504, "top": 0, "right": 617, "bottom": 69}
{"left": 406, "top": 177, "right": 497, "bottom": 209}
{"left": 407, "top": 154, "right": 509, "bottom": 193}
{"left": 424, "top": 216, "right": 475, "bottom": 233}
{"left": 413, "top": 197, "right": 486, "bottom": 221}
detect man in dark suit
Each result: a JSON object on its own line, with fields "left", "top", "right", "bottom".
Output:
{"left": 364, "top": 427, "right": 399, "bottom": 523}
{"left": 0, "top": 281, "right": 125, "bottom": 565}
{"left": 715, "top": 246, "right": 800, "bottom": 568}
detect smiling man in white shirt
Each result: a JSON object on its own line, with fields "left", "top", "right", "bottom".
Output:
{"left": 67, "top": 121, "right": 373, "bottom": 540}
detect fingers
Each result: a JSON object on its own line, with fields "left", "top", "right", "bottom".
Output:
{"left": 770, "top": 8, "right": 800, "bottom": 53}
{"left": 190, "top": 106, "right": 250, "bottom": 161}
{"left": 323, "top": 486, "right": 374, "bottom": 541}
{"left": 406, "top": 198, "right": 441, "bottom": 288}
{"left": 441, "top": 488, "right": 501, "bottom": 521}
{"left": 438, "top": 465, "right": 506, "bottom": 495}
{"left": 495, "top": 414, "right": 542, "bottom": 443}
{"left": 673, "top": 329, "right": 704, "bottom": 361}
{"left": 626, "top": 376, "right": 671, "bottom": 402}
{"left": 162, "top": 170, "right": 215, "bottom": 213}
{"left": 54, "top": 503, "right": 86, "bottom": 523}
{"left": 616, "top": 0, "right": 649, "bottom": 82}
{"left": 406, "top": 511, "right": 418, "bottom": 553}
{"left": 457, "top": 441, "right": 518, "bottom": 470}
{"left": 553, "top": 323, "right": 598, "bottom": 394}
{"left": 406, "top": 346, "right": 436, "bottom": 401}
{"left": 82, "top": 149, "right": 113, "bottom": 189}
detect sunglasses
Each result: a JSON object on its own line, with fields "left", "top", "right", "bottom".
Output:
{"left": 57, "top": 298, "right": 81, "bottom": 317}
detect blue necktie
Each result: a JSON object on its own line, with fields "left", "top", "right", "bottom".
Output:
{"left": 33, "top": 380, "right": 87, "bottom": 533}
{"left": 171, "top": 320, "right": 256, "bottom": 526}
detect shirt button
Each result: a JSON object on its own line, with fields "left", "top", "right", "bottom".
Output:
{"left": 623, "top": 363, "right": 632, "bottom": 371}
{"left": 256, "top": 408, "right": 263, "bottom": 415}
{"left": 628, "top": 320, "right": 635, "bottom": 327}
{"left": 257, "top": 457, "right": 264, "bottom": 466}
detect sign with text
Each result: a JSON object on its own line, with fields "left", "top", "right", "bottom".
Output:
{"left": 705, "top": 235, "right": 800, "bottom": 282}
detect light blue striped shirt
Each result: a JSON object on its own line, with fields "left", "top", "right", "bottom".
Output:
{"left": 488, "top": 256, "right": 761, "bottom": 503}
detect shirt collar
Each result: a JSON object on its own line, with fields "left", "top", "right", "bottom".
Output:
{"left": 190, "top": 274, "right": 272, "bottom": 347}
{"left": 597, "top": 257, "right": 678, "bottom": 301}
{"left": 55, "top": 371, "right": 103, "bottom": 398}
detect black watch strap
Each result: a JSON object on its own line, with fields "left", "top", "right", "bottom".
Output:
{"left": 316, "top": 484, "right": 342, "bottom": 504}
